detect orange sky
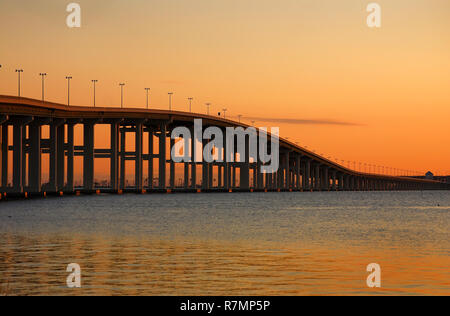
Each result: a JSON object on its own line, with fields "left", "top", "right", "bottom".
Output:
{"left": 0, "top": 0, "right": 449, "bottom": 175}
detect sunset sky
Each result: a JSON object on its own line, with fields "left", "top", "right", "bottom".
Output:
{"left": 0, "top": 0, "right": 449, "bottom": 175}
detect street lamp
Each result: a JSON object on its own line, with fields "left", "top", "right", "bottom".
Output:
{"left": 16, "top": 69, "right": 24, "bottom": 97}
{"left": 145, "top": 88, "right": 150, "bottom": 109}
{"left": 168, "top": 92, "right": 174, "bottom": 111}
{"left": 119, "top": 83, "right": 125, "bottom": 108}
{"left": 206, "top": 103, "right": 211, "bottom": 115}
{"left": 188, "top": 97, "right": 193, "bottom": 112}
{"left": 91, "top": 80, "right": 98, "bottom": 107}
{"left": 237, "top": 115, "right": 242, "bottom": 123}
{"left": 39, "top": 73, "right": 47, "bottom": 101}
{"left": 65, "top": 76, "right": 72, "bottom": 106}
{"left": 222, "top": 108, "right": 227, "bottom": 119}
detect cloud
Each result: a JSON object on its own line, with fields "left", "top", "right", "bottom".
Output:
{"left": 233, "top": 116, "right": 363, "bottom": 126}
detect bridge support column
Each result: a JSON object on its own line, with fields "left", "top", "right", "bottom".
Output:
{"left": 223, "top": 131, "right": 229, "bottom": 190}
{"left": 191, "top": 127, "right": 197, "bottom": 189}
{"left": 28, "top": 122, "right": 41, "bottom": 193}
{"left": 184, "top": 135, "right": 190, "bottom": 189}
{"left": 120, "top": 126, "right": 126, "bottom": 190}
{"left": 296, "top": 155, "right": 301, "bottom": 190}
{"left": 240, "top": 136, "right": 250, "bottom": 190}
{"left": 315, "top": 164, "right": 320, "bottom": 191}
{"left": 13, "top": 123, "right": 24, "bottom": 193}
{"left": 159, "top": 123, "right": 167, "bottom": 189}
{"left": 304, "top": 160, "right": 311, "bottom": 191}
{"left": 323, "top": 167, "right": 329, "bottom": 191}
{"left": 135, "top": 122, "right": 143, "bottom": 191}
{"left": 48, "top": 123, "right": 58, "bottom": 192}
{"left": 110, "top": 122, "right": 119, "bottom": 191}
{"left": 67, "top": 123, "right": 74, "bottom": 192}
{"left": 170, "top": 137, "right": 176, "bottom": 189}
{"left": 332, "top": 170, "right": 337, "bottom": 191}
{"left": 184, "top": 160, "right": 190, "bottom": 189}
{"left": 148, "top": 127, "right": 154, "bottom": 190}
{"left": 83, "top": 122, "right": 95, "bottom": 191}
{"left": 209, "top": 162, "right": 213, "bottom": 189}
{"left": 284, "top": 152, "right": 290, "bottom": 189}
{"left": 1, "top": 124, "right": 8, "bottom": 189}
{"left": 202, "top": 139, "right": 209, "bottom": 190}
{"left": 339, "top": 173, "right": 344, "bottom": 191}
{"left": 345, "top": 175, "right": 350, "bottom": 191}
{"left": 57, "top": 124, "right": 65, "bottom": 191}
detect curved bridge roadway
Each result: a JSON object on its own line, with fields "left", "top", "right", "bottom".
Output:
{"left": 0, "top": 95, "right": 448, "bottom": 199}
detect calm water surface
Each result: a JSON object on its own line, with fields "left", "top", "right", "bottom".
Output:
{"left": 0, "top": 191, "right": 449, "bottom": 296}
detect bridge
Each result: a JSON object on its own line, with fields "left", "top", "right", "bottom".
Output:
{"left": 0, "top": 95, "right": 448, "bottom": 199}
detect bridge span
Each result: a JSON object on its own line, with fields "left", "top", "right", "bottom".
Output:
{"left": 0, "top": 95, "right": 448, "bottom": 199}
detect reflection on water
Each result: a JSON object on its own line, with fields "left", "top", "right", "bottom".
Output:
{"left": 0, "top": 191, "right": 449, "bottom": 295}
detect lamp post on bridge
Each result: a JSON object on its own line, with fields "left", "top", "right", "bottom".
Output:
{"left": 222, "top": 108, "right": 227, "bottom": 119}
{"left": 119, "top": 83, "right": 125, "bottom": 108}
{"left": 16, "top": 69, "right": 24, "bottom": 97}
{"left": 65, "top": 76, "right": 72, "bottom": 106}
{"left": 237, "top": 115, "right": 242, "bottom": 123}
{"left": 188, "top": 97, "right": 193, "bottom": 112}
{"left": 145, "top": 88, "right": 150, "bottom": 109}
{"left": 39, "top": 73, "right": 47, "bottom": 102}
{"left": 91, "top": 80, "right": 98, "bottom": 107}
{"left": 206, "top": 103, "right": 211, "bottom": 116}
{"left": 168, "top": 92, "right": 174, "bottom": 111}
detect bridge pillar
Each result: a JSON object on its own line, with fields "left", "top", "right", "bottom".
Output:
{"left": 339, "top": 173, "right": 344, "bottom": 191}
{"left": 304, "top": 160, "right": 311, "bottom": 191}
{"left": 170, "top": 137, "right": 176, "bottom": 189}
{"left": 29, "top": 122, "right": 41, "bottom": 193}
{"left": 314, "top": 164, "right": 320, "bottom": 191}
{"left": 67, "top": 123, "right": 75, "bottom": 192}
{"left": 184, "top": 134, "right": 190, "bottom": 189}
{"left": 135, "top": 122, "right": 143, "bottom": 191}
{"left": 1, "top": 124, "right": 8, "bottom": 189}
{"left": 218, "top": 164, "right": 223, "bottom": 189}
{"left": 239, "top": 135, "right": 250, "bottom": 190}
{"left": 48, "top": 123, "right": 58, "bottom": 192}
{"left": 202, "top": 139, "right": 209, "bottom": 190}
{"left": 83, "top": 122, "right": 95, "bottom": 191}
{"left": 159, "top": 123, "right": 167, "bottom": 189}
{"left": 258, "top": 162, "right": 264, "bottom": 190}
{"left": 184, "top": 160, "right": 190, "bottom": 189}
{"left": 191, "top": 126, "right": 197, "bottom": 189}
{"left": 147, "top": 126, "right": 154, "bottom": 190}
{"left": 110, "top": 122, "right": 119, "bottom": 191}
{"left": 57, "top": 124, "right": 65, "bottom": 191}
{"left": 209, "top": 161, "right": 213, "bottom": 189}
{"left": 332, "top": 170, "right": 337, "bottom": 191}
{"left": 120, "top": 126, "right": 126, "bottom": 190}
{"left": 345, "top": 175, "right": 350, "bottom": 191}
{"left": 323, "top": 167, "right": 329, "bottom": 191}
{"left": 12, "top": 123, "right": 23, "bottom": 193}
{"left": 296, "top": 155, "right": 301, "bottom": 190}
{"left": 284, "top": 152, "right": 290, "bottom": 189}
